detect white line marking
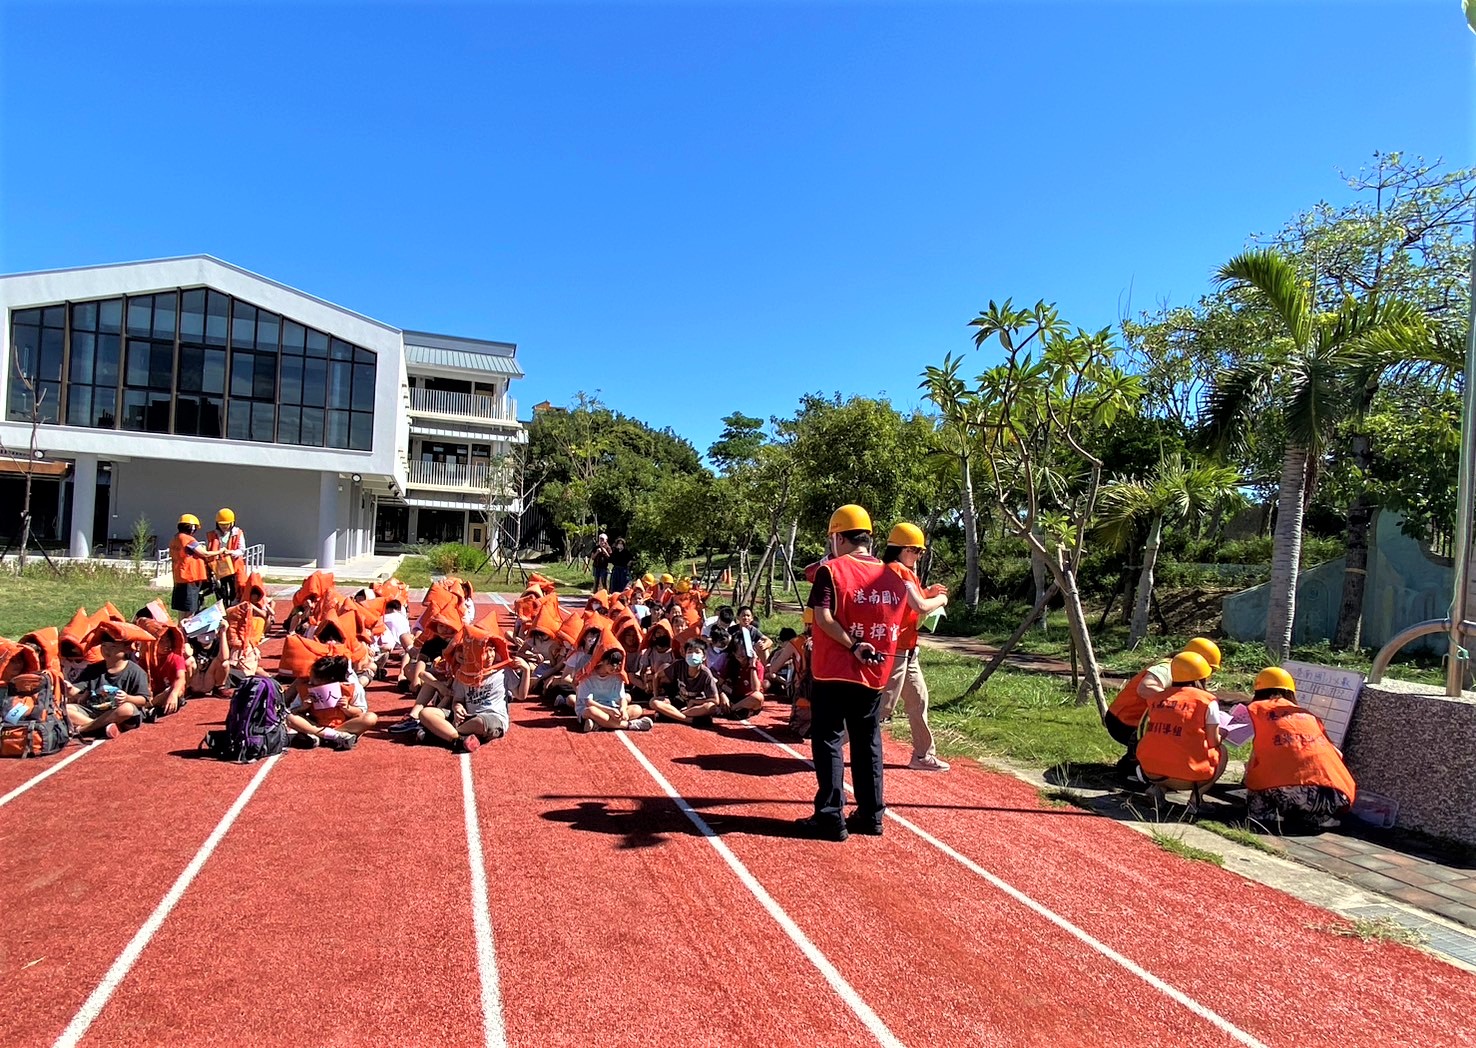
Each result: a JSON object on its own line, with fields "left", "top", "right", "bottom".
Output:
{"left": 460, "top": 753, "right": 508, "bottom": 1048}
{"left": 747, "top": 724, "right": 1270, "bottom": 1048}
{"left": 52, "top": 755, "right": 281, "bottom": 1048}
{"left": 0, "top": 741, "right": 102, "bottom": 810}
{"left": 615, "top": 732, "right": 904, "bottom": 1048}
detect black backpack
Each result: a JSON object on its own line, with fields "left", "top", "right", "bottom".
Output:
{"left": 202, "top": 676, "right": 286, "bottom": 763}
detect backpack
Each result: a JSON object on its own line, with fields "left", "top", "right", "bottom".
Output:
{"left": 202, "top": 676, "right": 286, "bottom": 763}
{"left": 1, "top": 672, "right": 71, "bottom": 758}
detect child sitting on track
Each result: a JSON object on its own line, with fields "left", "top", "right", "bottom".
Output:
{"left": 411, "top": 621, "right": 511, "bottom": 755}
{"left": 632, "top": 621, "right": 676, "bottom": 702}
{"left": 719, "top": 632, "right": 765, "bottom": 719}
{"left": 65, "top": 623, "right": 151, "bottom": 739}
{"left": 650, "top": 637, "right": 723, "bottom": 726}
{"left": 140, "top": 621, "right": 189, "bottom": 722}
{"left": 545, "top": 624, "right": 603, "bottom": 714}
{"left": 764, "top": 627, "right": 804, "bottom": 702}
{"left": 285, "top": 654, "right": 376, "bottom": 751}
{"left": 575, "top": 649, "right": 653, "bottom": 733}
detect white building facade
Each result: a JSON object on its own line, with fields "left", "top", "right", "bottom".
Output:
{"left": 0, "top": 256, "right": 524, "bottom": 568}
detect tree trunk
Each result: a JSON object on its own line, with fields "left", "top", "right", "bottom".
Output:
{"left": 960, "top": 454, "right": 980, "bottom": 609}
{"left": 1054, "top": 559, "right": 1107, "bottom": 715}
{"left": 1333, "top": 430, "right": 1376, "bottom": 651}
{"left": 1030, "top": 543, "right": 1048, "bottom": 629}
{"left": 18, "top": 472, "right": 34, "bottom": 572}
{"left": 1266, "top": 446, "right": 1310, "bottom": 661}
{"left": 1127, "top": 515, "right": 1164, "bottom": 648}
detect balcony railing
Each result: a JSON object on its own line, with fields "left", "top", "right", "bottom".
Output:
{"left": 408, "top": 460, "right": 491, "bottom": 490}
{"left": 408, "top": 386, "right": 518, "bottom": 424}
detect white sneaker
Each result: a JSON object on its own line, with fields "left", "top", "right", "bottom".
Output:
{"left": 909, "top": 754, "right": 949, "bottom": 772}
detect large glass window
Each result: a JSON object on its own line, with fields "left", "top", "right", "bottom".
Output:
{"left": 8, "top": 285, "right": 377, "bottom": 451}
{"left": 66, "top": 297, "right": 123, "bottom": 428}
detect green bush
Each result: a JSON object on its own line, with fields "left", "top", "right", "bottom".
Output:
{"left": 423, "top": 543, "right": 484, "bottom": 576}
{"left": 1211, "top": 535, "right": 1343, "bottom": 567}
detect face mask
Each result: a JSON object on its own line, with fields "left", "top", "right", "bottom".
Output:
{"left": 686, "top": 653, "right": 704, "bottom": 667}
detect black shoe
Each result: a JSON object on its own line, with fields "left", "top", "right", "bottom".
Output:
{"left": 794, "top": 815, "right": 848, "bottom": 842}
{"left": 844, "top": 814, "right": 883, "bottom": 837}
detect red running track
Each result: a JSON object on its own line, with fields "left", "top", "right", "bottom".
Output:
{"left": 3, "top": 640, "right": 1475, "bottom": 1046}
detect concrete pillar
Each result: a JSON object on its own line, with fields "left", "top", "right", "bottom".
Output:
{"left": 70, "top": 454, "right": 98, "bottom": 559}
{"left": 318, "top": 472, "right": 339, "bottom": 570}
{"left": 408, "top": 507, "right": 419, "bottom": 545}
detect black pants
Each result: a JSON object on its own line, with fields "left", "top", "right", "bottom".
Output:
{"left": 810, "top": 678, "right": 884, "bottom": 827}
{"left": 215, "top": 574, "right": 238, "bottom": 607}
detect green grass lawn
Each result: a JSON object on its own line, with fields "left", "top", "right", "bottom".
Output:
{"left": 0, "top": 564, "right": 163, "bottom": 639}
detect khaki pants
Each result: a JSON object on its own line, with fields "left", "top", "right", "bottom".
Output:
{"left": 880, "top": 649, "right": 933, "bottom": 759}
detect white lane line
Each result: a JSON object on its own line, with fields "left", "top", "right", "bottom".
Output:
{"left": 0, "top": 741, "right": 103, "bottom": 810}
{"left": 615, "top": 732, "right": 904, "bottom": 1048}
{"left": 52, "top": 754, "right": 281, "bottom": 1048}
{"left": 747, "top": 725, "right": 1270, "bottom": 1048}
{"left": 460, "top": 753, "right": 508, "bottom": 1048}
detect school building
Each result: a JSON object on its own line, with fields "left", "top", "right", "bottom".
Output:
{"left": 0, "top": 256, "right": 525, "bottom": 569}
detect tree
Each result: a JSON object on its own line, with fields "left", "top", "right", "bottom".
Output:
{"left": 919, "top": 355, "right": 984, "bottom": 608}
{"left": 708, "top": 412, "right": 766, "bottom": 474}
{"left": 954, "top": 299, "right": 1142, "bottom": 714}
{"left": 1206, "top": 250, "right": 1426, "bottom": 659}
{"left": 1098, "top": 454, "right": 1241, "bottom": 647}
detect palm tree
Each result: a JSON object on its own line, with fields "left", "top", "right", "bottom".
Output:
{"left": 920, "top": 354, "right": 982, "bottom": 608}
{"left": 1206, "top": 249, "right": 1425, "bottom": 660}
{"left": 1098, "top": 454, "right": 1242, "bottom": 647}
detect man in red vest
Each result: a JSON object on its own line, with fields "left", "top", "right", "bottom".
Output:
{"left": 797, "top": 505, "right": 948, "bottom": 841}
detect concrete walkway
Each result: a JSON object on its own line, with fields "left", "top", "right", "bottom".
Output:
{"left": 917, "top": 630, "right": 1476, "bottom": 970}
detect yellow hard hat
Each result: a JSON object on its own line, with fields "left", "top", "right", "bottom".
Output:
{"left": 216, "top": 508, "right": 236, "bottom": 525}
{"left": 659, "top": 573, "right": 674, "bottom": 585}
{"left": 1170, "top": 651, "right": 1212, "bottom": 684}
{"left": 1254, "top": 666, "right": 1296, "bottom": 694}
{"left": 675, "top": 578, "right": 692, "bottom": 594}
{"left": 1184, "top": 636, "right": 1221, "bottom": 670}
{"left": 829, "top": 504, "right": 872, "bottom": 534}
{"left": 641, "top": 573, "right": 656, "bottom": 587}
{"left": 178, "top": 513, "right": 200, "bottom": 527}
{"left": 887, "top": 522, "right": 926, "bottom": 549}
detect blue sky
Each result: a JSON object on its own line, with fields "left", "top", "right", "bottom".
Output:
{"left": 1, "top": 1, "right": 1470, "bottom": 457}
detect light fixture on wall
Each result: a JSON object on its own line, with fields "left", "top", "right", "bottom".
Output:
{"left": 351, "top": 473, "right": 362, "bottom": 483}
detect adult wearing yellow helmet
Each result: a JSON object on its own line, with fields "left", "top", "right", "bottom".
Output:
{"left": 1243, "top": 666, "right": 1356, "bottom": 827}
{"left": 1104, "top": 636, "right": 1221, "bottom": 780}
{"left": 1135, "top": 649, "right": 1229, "bottom": 810}
{"left": 880, "top": 522, "right": 950, "bottom": 771}
{"left": 169, "top": 513, "right": 216, "bottom": 615}
{"left": 206, "top": 508, "right": 247, "bottom": 606}
{"left": 797, "top": 506, "right": 947, "bottom": 841}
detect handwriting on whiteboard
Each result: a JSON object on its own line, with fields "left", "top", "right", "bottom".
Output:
{"left": 1282, "top": 660, "right": 1364, "bottom": 749}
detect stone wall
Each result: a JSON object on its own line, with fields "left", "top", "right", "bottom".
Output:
{"left": 1342, "top": 678, "right": 1476, "bottom": 847}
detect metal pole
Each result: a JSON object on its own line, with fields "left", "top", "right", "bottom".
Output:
{"left": 1444, "top": 221, "right": 1476, "bottom": 696}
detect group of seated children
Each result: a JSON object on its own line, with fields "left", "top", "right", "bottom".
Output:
{"left": 507, "top": 572, "right": 810, "bottom": 735}
{"left": 1104, "top": 637, "right": 1357, "bottom": 828}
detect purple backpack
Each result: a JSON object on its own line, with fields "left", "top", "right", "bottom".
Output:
{"left": 202, "top": 676, "right": 286, "bottom": 763}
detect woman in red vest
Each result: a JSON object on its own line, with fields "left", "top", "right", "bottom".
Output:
{"left": 1136, "top": 650, "right": 1228, "bottom": 810}
{"left": 1244, "top": 667, "right": 1356, "bottom": 828}
{"left": 796, "top": 505, "right": 948, "bottom": 842}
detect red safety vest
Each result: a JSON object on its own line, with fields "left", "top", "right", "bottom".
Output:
{"left": 887, "top": 561, "right": 923, "bottom": 652}
{"left": 207, "top": 527, "right": 247, "bottom": 586}
{"left": 1244, "top": 698, "right": 1357, "bottom": 802}
{"left": 809, "top": 553, "right": 908, "bottom": 690}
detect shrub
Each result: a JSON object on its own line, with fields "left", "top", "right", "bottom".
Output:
{"left": 130, "top": 515, "right": 153, "bottom": 571}
{"left": 424, "top": 542, "right": 484, "bottom": 576}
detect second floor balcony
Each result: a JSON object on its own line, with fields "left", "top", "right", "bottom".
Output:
{"left": 408, "top": 459, "right": 491, "bottom": 491}
{"left": 408, "top": 386, "right": 519, "bottom": 427}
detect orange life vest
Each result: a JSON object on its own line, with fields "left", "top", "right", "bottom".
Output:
{"left": 1244, "top": 698, "right": 1357, "bottom": 802}
{"left": 1106, "top": 664, "right": 1166, "bottom": 728}
{"left": 226, "top": 601, "right": 268, "bottom": 651}
{"left": 809, "top": 553, "right": 908, "bottom": 689}
{"left": 207, "top": 527, "right": 247, "bottom": 585}
{"left": 449, "top": 622, "right": 513, "bottom": 686}
{"left": 170, "top": 534, "right": 208, "bottom": 584}
{"left": 1137, "top": 685, "right": 1218, "bottom": 783}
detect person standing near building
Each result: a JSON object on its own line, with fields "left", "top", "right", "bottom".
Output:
{"left": 170, "top": 513, "right": 217, "bottom": 615}
{"left": 797, "top": 505, "right": 947, "bottom": 842}
{"left": 880, "top": 522, "right": 950, "bottom": 771}
{"left": 206, "top": 508, "right": 247, "bottom": 607}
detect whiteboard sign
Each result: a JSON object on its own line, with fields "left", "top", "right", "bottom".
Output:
{"left": 1282, "top": 660, "right": 1365, "bottom": 748}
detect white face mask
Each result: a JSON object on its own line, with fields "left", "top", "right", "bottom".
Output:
{"left": 686, "top": 653, "right": 704, "bottom": 667}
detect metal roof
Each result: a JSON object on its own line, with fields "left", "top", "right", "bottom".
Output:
{"left": 405, "top": 343, "right": 524, "bottom": 378}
